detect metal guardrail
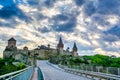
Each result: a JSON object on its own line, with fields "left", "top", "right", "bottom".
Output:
{"left": 59, "top": 65, "right": 120, "bottom": 80}
{"left": 38, "top": 67, "right": 44, "bottom": 80}
{"left": 0, "top": 66, "right": 34, "bottom": 80}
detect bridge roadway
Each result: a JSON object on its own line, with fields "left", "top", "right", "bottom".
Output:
{"left": 37, "top": 60, "right": 90, "bottom": 80}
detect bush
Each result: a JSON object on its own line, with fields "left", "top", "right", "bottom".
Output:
{"left": 17, "top": 62, "right": 26, "bottom": 70}
{"left": 110, "top": 58, "right": 120, "bottom": 67}
{"left": 0, "top": 58, "right": 26, "bottom": 75}
{"left": 0, "top": 64, "right": 18, "bottom": 75}
{"left": 49, "top": 54, "right": 120, "bottom": 68}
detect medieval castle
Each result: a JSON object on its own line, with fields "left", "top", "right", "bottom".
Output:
{"left": 3, "top": 37, "right": 78, "bottom": 65}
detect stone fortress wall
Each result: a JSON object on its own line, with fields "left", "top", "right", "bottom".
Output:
{"left": 3, "top": 37, "right": 78, "bottom": 66}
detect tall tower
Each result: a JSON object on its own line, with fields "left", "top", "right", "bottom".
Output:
{"left": 57, "top": 37, "right": 64, "bottom": 54}
{"left": 5, "top": 37, "right": 17, "bottom": 51}
{"left": 72, "top": 42, "right": 78, "bottom": 56}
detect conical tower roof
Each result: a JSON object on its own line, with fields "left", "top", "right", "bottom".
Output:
{"left": 73, "top": 42, "right": 77, "bottom": 49}
{"left": 73, "top": 42, "right": 77, "bottom": 52}
{"left": 58, "top": 36, "right": 63, "bottom": 44}
{"left": 57, "top": 36, "right": 64, "bottom": 49}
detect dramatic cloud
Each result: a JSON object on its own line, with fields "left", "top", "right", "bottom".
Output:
{"left": 51, "top": 14, "right": 77, "bottom": 32}
{"left": 0, "top": 0, "right": 120, "bottom": 57}
{"left": 74, "top": 0, "right": 85, "bottom": 6}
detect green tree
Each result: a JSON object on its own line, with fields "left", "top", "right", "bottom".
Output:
{"left": 110, "top": 58, "right": 120, "bottom": 67}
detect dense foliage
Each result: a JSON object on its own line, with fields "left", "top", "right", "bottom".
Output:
{"left": 0, "top": 58, "right": 26, "bottom": 75}
{"left": 49, "top": 54, "right": 120, "bottom": 68}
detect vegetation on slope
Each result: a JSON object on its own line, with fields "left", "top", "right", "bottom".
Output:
{"left": 0, "top": 58, "right": 26, "bottom": 75}
{"left": 49, "top": 54, "right": 120, "bottom": 68}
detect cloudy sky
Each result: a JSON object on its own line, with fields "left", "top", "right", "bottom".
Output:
{"left": 0, "top": 0, "right": 120, "bottom": 56}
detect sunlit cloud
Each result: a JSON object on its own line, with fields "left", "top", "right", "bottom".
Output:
{"left": 0, "top": 0, "right": 120, "bottom": 56}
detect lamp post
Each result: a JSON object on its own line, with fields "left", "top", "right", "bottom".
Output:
{"left": 33, "top": 50, "right": 38, "bottom": 67}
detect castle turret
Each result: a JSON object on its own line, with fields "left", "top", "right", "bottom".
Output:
{"left": 57, "top": 37, "right": 64, "bottom": 54}
{"left": 57, "top": 37, "right": 64, "bottom": 49}
{"left": 48, "top": 44, "right": 50, "bottom": 48}
{"left": 5, "top": 37, "right": 17, "bottom": 51}
{"left": 66, "top": 47, "right": 70, "bottom": 52}
{"left": 23, "top": 46, "right": 28, "bottom": 51}
{"left": 4, "top": 37, "right": 17, "bottom": 58}
{"left": 72, "top": 42, "right": 78, "bottom": 56}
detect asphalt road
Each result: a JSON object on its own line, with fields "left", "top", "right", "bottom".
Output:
{"left": 37, "top": 60, "right": 90, "bottom": 80}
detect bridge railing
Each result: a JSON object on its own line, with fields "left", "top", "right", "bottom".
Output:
{"left": 0, "top": 66, "right": 34, "bottom": 80}
{"left": 68, "top": 65, "right": 120, "bottom": 75}
{"left": 38, "top": 67, "right": 44, "bottom": 80}
{"left": 59, "top": 65, "right": 120, "bottom": 80}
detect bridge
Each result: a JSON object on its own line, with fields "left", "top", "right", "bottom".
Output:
{"left": 0, "top": 60, "right": 120, "bottom": 80}
{"left": 37, "top": 60, "right": 89, "bottom": 80}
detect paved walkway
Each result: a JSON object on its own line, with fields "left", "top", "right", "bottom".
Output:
{"left": 31, "top": 68, "right": 38, "bottom": 80}
{"left": 37, "top": 60, "right": 90, "bottom": 80}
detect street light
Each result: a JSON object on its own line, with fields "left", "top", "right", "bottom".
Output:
{"left": 33, "top": 50, "right": 38, "bottom": 67}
